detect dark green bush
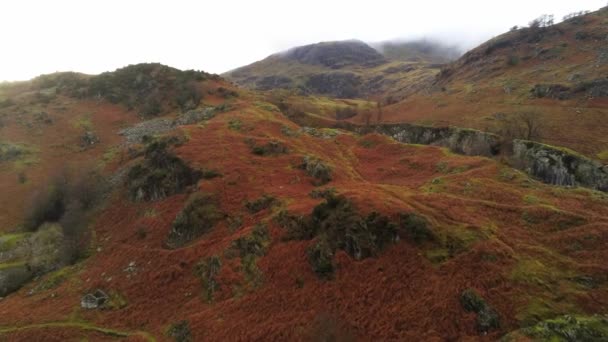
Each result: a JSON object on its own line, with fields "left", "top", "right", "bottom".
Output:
{"left": 460, "top": 289, "right": 500, "bottom": 333}
{"left": 309, "top": 187, "right": 336, "bottom": 199}
{"left": 166, "top": 193, "right": 223, "bottom": 249}
{"left": 127, "top": 137, "right": 202, "bottom": 202}
{"left": 167, "top": 320, "right": 193, "bottom": 342}
{"left": 245, "top": 194, "right": 277, "bottom": 213}
{"left": 86, "top": 63, "right": 207, "bottom": 116}
{"left": 194, "top": 256, "right": 222, "bottom": 302}
{"left": 307, "top": 237, "right": 334, "bottom": 279}
{"left": 276, "top": 210, "right": 314, "bottom": 240}
{"left": 230, "top": 224, "right": 270, "bottom": 258}
{"left": 302, "top": 156, "right": 332, "bottom": 185}
{"left": 249, "top": 140, "right": 289, "bottom": 156}
{"left": 400, "top": 213, "right": 434, "bottom": 244}
{"left": 279, "top": 194, "right": 399, "bottom": 277}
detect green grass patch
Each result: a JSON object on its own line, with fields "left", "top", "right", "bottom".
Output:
{"left": 515, "top": 314, "right": 608, "bottom": 341}
{"left": 71, "top": 113, "right": 93, "bottom": 131}
{"left": 597, "top": 150, "right": 608, "bottom": 161}
{"left": 0, "top": 233, "right": 30, "bottom": 252}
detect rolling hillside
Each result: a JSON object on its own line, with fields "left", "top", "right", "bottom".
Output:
{"left": 373, "top": 7, "right": 608, "bottom": 158}
{"left": 0, "top": 62, "right": 607, "bottom": 340}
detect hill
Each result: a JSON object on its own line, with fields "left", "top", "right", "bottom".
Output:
{"left": 0, "top": 63, "right": 607, "bottom": 340}
{"left": 224, "top": 40, "right": 452, "bottom": 101}
{"left": 370, "top": 7, "right": 608, "bottom": 158}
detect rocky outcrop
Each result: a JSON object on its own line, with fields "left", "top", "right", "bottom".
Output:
{"left": 173, "top": 107, "right": 215, "bottom": 126}
{"left": 368, "top": 124, "right": 501, "bottom": 157}
{"left": 305, "top": 72, "right": 362, "bottom": 98}
{"left": 513, "top": 140, "right": 608, "bottom": 191}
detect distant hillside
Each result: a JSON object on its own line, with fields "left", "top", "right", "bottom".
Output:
{"left": 371, "top": 39, "right": 462, "bottom": 63}
{"left": 374, "top": 7, "right": 608, "bottom": 158}
{"left": 224, "top": 40, "right": 446, "bottom": 101}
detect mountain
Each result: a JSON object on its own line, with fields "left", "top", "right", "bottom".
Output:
{"left": 371, "top": 39, "right": 462, "bottom": 63}
{"left": 374, "top": 7, "right": 608, "bottom": 158}
{"left": 224, "top": 40, "right": 454, "bottom": 101}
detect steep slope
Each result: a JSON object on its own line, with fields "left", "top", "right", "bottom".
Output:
{"left": 0, "top": 63, "right": 234, "bottom": 229}
{"left": 0, "top": 67, "right": 607, "bottom": 340}
{"left": 374, "top": 7, "right": 608, "bottom": 158}
{"left": 224, "top": 40, "right": 446, "bottom": 101}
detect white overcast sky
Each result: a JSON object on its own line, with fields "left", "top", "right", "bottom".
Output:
{"left": 1, "top": 0, "right": 606, "bottom": 81}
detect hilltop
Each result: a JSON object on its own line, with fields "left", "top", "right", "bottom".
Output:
{"left": 224, "top": 39, "right": 459, "bottom": 101}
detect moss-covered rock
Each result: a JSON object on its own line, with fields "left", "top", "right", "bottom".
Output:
{"left": 503, "top": 315, "right": 608, "bottom": 341}
{"left": 513, "top": 139, "right": 608, "bottom": 191}
{"left": 368, "top": 123, "right": 501, "bottom": 156}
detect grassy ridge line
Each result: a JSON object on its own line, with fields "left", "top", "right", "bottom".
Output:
{"left": 0, "top": 321, "right": 157, "bottom": 341}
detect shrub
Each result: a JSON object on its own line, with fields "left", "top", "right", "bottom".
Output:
{"left": 279, "top": 194, "right": 399, "bottom": 277}
{"left": 166, "top": 193, "right": 223, "bottom": 249}
{"left": 307, "top": 238, "right": 334, "bottom": 279}
{"left": 230, "top": 224, "right": 270, "bottom": 258}
{"left": 276, "top": 210, "right": 314, "bottom": 240}
{"left": 248, "top": 140, "right": 289, "bottom": 156}
{"left": 245, "top": 194, "right": 277, "bottom": 213}
{"left": 28, "top": 223, "right": 65, "bottom": 273}
{"left": 176, "top": 84, "right": 202, "bottom": 112}
{"left": 127, "top": 137, "right": 202, "bottom": 202}
{"left": 228, "top": 224, "right": 270, "bottom": 290}
{"left": 194, "top": 256, "right": 222, "bottom": 302}
{"left": 301, "top": 156, "right": 332, "bottom": 185}
{"left": 460, "top": 289, "right": 500, "bottom": 333}
{"left": 309, "top": 187, "right": 336, "bottom": 199}
{"left": 400, "top": 213, "right": 435, "bottom": 244}
{"left": 167, "top": 320, "right": 193, "bottom": 342}
{"left": 86, "top": 63, "right": 208, "bottom": 116}
{"left": 0, "top": 142, "right": 29, "bottom": 162}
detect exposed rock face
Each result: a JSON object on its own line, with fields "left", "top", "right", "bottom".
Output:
{"left": 305, "top": 72, "right": 362, "bottom": 98}
{"left": 513, "top": 140, "right": 608, "bottom": 191}
{"left": 369, "top": 124, "right": 501, "bottom": 157}
{"left": 81, "top": 289, "right": 109, "bottom": 309}
{"left": 119, "top": 118, "right": 174, "bottom": 145}
{"left": 255, "top": 76, "right": 293, "bottom": 91}
{"left": 174, "top": 107, "right": 215, "bottom": 126}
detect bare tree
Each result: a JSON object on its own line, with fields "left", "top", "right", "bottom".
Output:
{"left": 529, "top": 14, "right": 554, "bottom": 29}
{"left": 496, "top": 112, "right": 543, "bottom": 142}
{"left": 376, "top": 101, "right": 383, "bottom": 123}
